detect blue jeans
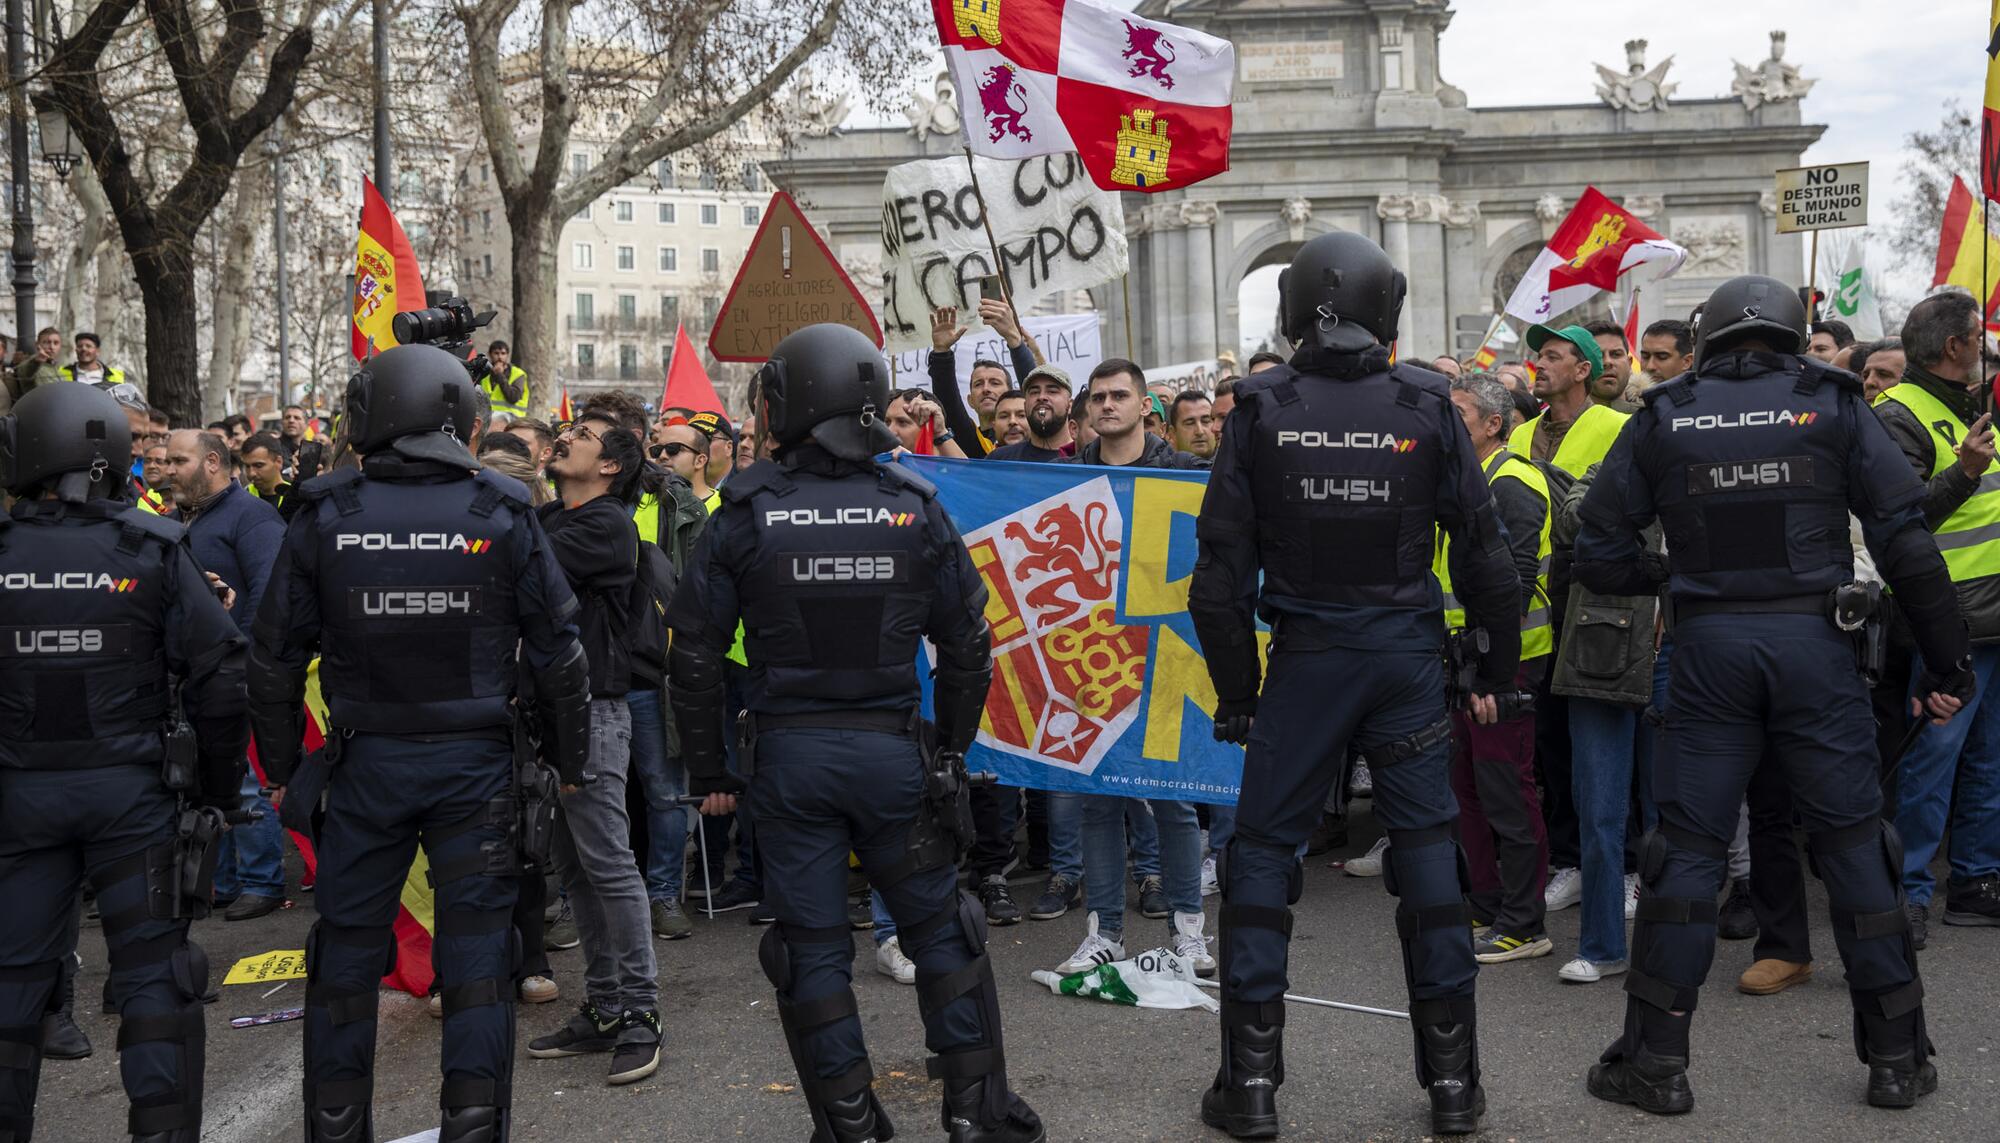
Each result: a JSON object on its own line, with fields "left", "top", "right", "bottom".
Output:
{"left": 1126, "top": 798, "right": 1160, "bottom": 877}
{"left": 1082, "top": 797, "right": 1201, "bottom": 934}
{"left": 1898, "top": 645, "right": 2000, "bottom": 906}
{"left": 1568, "top": 640, "right": 1669, "bottom": 964}
{"left": 626, "top": 689, "right": 688, "bottom": 904}
{"left": 872, "top": 889, "right": 896, "bottom": 945}
{"left": 215, "top": 764, "right": 283, "bottom": 898}
{"left": 1045, "top": 793, "right": 1084, "bottom": 880}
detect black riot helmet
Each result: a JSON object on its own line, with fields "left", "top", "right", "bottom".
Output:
{"left": 1279, "top": 232, "right": 1408, "bottom": 353}
{"left": 344, "top": 343, "right": 480, "bottom": 467}
{"left": 1693, "top": 274, "right": 1809, "bottom": 366}
{"left": 756, "top": 323, "right": 898, "bottom": 462}
{"left": 0, "top": 381, "right": 131, "bottom": 501}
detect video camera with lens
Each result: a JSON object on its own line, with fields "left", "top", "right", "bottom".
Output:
{"left": 392, "top": 292, "right": 499, "bottom": 384}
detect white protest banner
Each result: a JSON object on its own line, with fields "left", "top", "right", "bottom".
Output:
{"left": 1144, "top": 359, "right": 1229, "bottom": 393}
{"left": 891, "top": 312, "right": 1103, "bottom": 398}
{"left": 880, "top": 153, "right": 1127, "bottom": 353}
{"left": 1817, "top": 233, "right": 1884, "bottom": 341}
{"left": 1774, "top": 162, "right": 1869, "bottom": 234}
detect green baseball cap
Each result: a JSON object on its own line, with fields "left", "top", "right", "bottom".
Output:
{"left": 1525, "top": 323, "right": 1604, "bottom": 381}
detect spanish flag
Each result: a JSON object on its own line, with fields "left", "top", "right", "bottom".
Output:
{"left": 1933, "top": 176, "right": 2000, "bottom": 316}
{"left": 352, "top": 177, "right": 426, "bottom": 362}
{"left": 557, "top": 385, "right": 574, "bottom": 424}
{"left": 291, "top": 661, "right": 438, "bottom": 996}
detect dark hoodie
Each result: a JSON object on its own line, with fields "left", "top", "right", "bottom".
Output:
{"left": 1061, "top": 430, "right": 1210, "bottom": 470}
{"left": 538, "top": 493, "right": 638, "bottom": 696}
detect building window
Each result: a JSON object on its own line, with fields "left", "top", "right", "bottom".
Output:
{"left": 461, "top": 257, "right": 472, "bottom": 280}
{"left": 575, "top": 293, "right": 595, "bottom": 322}
{"left": 698, "top": 165, "right": 717, "bottom": 190}
{"left": 614, "top": 200, "right": 633, "bottom": 222}
{"left": 481, "top": 209, "right": 491, "bottom": 233}
{"left": 701, "top": 247, "right": 720, "bottom": 274}
{"left": 480, "top": 163, "right": 489, "bottom": 185}
{"left": 660, "top": 295, "right": 680, "bottom": 328}
{"left": 577, "top": 343, "right": 595, "bottom": 371}
{"left": 482, "top": 253, "right": 493, "bottom": 276}
{"left": 700, "top": 203, "right": 719, "bottom": 227}
{"left": 573, "top": 242, "right": 594, "bottom": 270}
{"left": 617, "top": 293, "right": 637, "bottom": 322}
{"left": 656, "top": 159, "right": 675, "bottom": 188}
{"left": 1381, "top": 49, "right": 1404, "bottom": 90}
{"left": 657, "top": 202, "right": 676, "bottom": 225}
{"left": 616, "top": 245, "right": 636, "bottom": 271}
{"left": 658, "top": 246, "right": 678, "bottom": 272}
{"left": 742, "top": 204, "right": 761, "bottom": 227}
{"left": 663, "top": 344, "right": 675, "bottom": 371}
{"left": 571, "top": 150, "right": 589, "bottom": 176}
{"left": 618, "top": 344, "right": 638, "bottom": 380}
{"left": 742, "top": 161, "right": 764, "bottom": 192}
{"left": 575, "top": 202, "right": 592, "bottom": 221}
{"left": 702, "top": 296, "right": 719, "bottom": 327}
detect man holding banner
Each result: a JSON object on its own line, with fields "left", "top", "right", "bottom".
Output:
{"left": 1189, "top": 232, "right": 1522, "bottom": 1139}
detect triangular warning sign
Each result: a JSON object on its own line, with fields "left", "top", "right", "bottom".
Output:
{"left": 707, "top": 190, "right": 882, "bottom": 363}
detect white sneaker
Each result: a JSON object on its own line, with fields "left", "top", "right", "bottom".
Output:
{"left": 1545, "top": 866, "right": 1583, "bottom": 910}
{"left": 1344, "top": 836, "right": 1390, "bottom": 877}
{"left": 1558, "top": 957, "right": 1629, "bottom": 984}
{"left": 874, "top": 936, "right": 916, "bottom": 985}
{"left": 1056, "top": 911, "right": 1126, "bottom": 974}
{"left": 1624, "top": 873, "right": 1641, "bottom": 920}
{"left": 1173, "top": 911, "right": 1216, "bottom": 978}
{"left": 1348, "top": 760, "right": 1373, "bottom": 797}
{"left": 1200, "top": 855, "right": 1220, "bottom": 897}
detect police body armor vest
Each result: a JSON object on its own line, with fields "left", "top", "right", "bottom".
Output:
{"left": 1435, "top": 450, "right": 1555, "bottom": 660}
{"left": 1874, "top": 382, "right": 2000, "bottom": 586}
{"left": 728, "top": 460, "right": 940, "bottom": 709}
{"left": 307, "top": 467, "right": 527, "bottom": 734}
{"left": 1644, "top": 357, "right": 1856, "bottom": 602}
{"left": 1243, "top": 363, "right": 1448, "bottom": 612}
{"left": 0, "top": 504, "right": 177, "bottom": 770}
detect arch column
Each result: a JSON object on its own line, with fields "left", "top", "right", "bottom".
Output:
{"left": 1182, "top": 200, "right": 1221, "bottom": 363}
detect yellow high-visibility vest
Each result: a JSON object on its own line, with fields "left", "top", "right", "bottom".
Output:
{"left": 1507, "top": 402, "right": 1628, "bottom": 478}
{"left": 481, "top": 365, "right": 530, "bottom": 420}
{"left": 1876, "top": 383, "right": 2000, "bottom": 584}
{"left": 1433, "top": 449, "right": 1554, "bottom": 661}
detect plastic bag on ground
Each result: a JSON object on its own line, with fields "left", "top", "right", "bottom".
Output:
{"left": 1029, "top": 946, "right": 1219, "bottom": 1012}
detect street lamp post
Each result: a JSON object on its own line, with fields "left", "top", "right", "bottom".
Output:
{"left": 270, "top": 130, "right": 292, "bottom": 406}
{"left": 6, "top": 0, "right": 35, "bottom": 348}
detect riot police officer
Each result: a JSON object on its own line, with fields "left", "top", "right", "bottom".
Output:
{"left": 0, "top": 383, "right": 247, "bottom": 1143}
{"left": 1189, "top": 232, "right": 1522, "bottom": 1138}
{"left": 1573, "top": 275, "right": 1972, "bottom": 1113}
{"left": 247, "top": 344, "right": 591, "bottom": 1143}
{"left": 666, "top": 323, "right": 1044, "bottom": 1143}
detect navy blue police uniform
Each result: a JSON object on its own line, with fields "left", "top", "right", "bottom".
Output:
{"left": 1188, "top": 231, "right": 1521, "bottom": 1139}
{"left": 0, "top": 383, "right": 248, "bottom": 1143}
{"left": 667, "top": 322, "right": 1043, "bottom": 1143}
{"left": 1573, "top": 280, "right": 1972, "bottom": 1115}
{"left": 248, "top": 345, "right": 589, "bottom": 1143}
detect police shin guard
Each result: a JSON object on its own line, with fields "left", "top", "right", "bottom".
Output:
{"left": 1382, "top": 829, "right": 1483, "bottom": 1135}
{"left": 0, "top": 959, "right": 62, "bottom": 1143}
{"left": 1204, "top": 849, "right": 1296, "bottom": 1140}
{"left": 757, "top": 925, "right": 892, "bottom": 1143}
{"left": 1817, "top": 821, "right": 1937, "bottom": 1109}
{"left": 908, "top": 892, "right": 1042, "bottom": 1143}
{"left": 122, "top": 941, "right": 211, "bottom": 1143}
{"left": 303, "top": 922, "right": 393, "bottom": 1143}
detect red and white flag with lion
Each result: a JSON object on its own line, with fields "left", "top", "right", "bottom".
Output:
{"left": 933, "top": 0, "right": 1234, "bottom": 193}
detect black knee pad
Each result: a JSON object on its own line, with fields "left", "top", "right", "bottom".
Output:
{"left": 956, "top": 888, "right": 989, "bottom": 950}
{"left": 1637, "top": 828, "right": 1669, "bottom": 886}
{"left": 757, "top": 924, "right": 791, "bottom": 991}
{"left": 170, "top": 941, "right": 209, "bottom": 1006}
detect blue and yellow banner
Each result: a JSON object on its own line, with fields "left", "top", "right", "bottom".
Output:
{"left": 904, "top": 455, "right": 1251, "bottom": 805}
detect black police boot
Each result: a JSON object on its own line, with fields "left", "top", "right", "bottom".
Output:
{"left": 1859, "top": 1006, "right": 1938, "bottom": 1109}
{"left": 941, "top": 1077, "right": 1046, "bottom": 1143}
{"left": 439, "top": 1104, "right": 503, "bottom": 1143}
{"left": 1420, "top": 1020, "right": 1485, "bottom": 1135}
{"left": 1587, "top": 1004, "right": 1693, "bottom": 1116}
{"left": 40, "top": 1007, "right": 91, "bottom": 1060}
{"left": 819, "top": 1088, "right": 887, "bottom": 1143}
{"left": 308, "top": 1104, "right": 372, "bottom": 1143}
{"left": 1200, "top": 1024, "right": 1281, "bottom": 1138}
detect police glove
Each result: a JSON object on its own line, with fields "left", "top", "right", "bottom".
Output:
{"left": 1212, "top": 697, "right": 1256, "bottom": 745}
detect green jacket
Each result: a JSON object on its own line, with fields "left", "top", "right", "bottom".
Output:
{"left": 631, "top": 473, "right": 710, "bottom": 754}
{"left": 1550, "top": 463, "right": 1661, "bottom": 707}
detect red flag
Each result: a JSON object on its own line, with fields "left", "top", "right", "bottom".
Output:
{"left": 663, "top": 324, "right": 726, "bottom": 414}
{"left": 351, "top": 177, "right": 426, "bottom": 361}
{"left": 1622, "top": 289, "right": 1643, "bottom": 356}
{"left": 1503, "top": 188, "right": 1686, "bottom": 324}
{"left": 557, "top": 386, "right": 574, "bottom": 424}
{"left": 934, "top": 0, "right": 1235, "bottom": 193}
{"left": 1983, "top": 1, "right": 2000, "bottom": 200}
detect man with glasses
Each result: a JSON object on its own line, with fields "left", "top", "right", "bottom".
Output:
{"left": 650, "top": 420, "right": 717, "bottom": 506}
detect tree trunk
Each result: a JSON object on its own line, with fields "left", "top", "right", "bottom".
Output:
{"left": 203, "top": 172, "right": 270, "bottom": 422}
{"left": 508, "top": 205, "right": 558, "bottom": 419}
{"left": 134, "top": 240, "right": 202, "bottom": 428}
{"left": 91, "top": 243, "right": 123, "bottom": 354}
{"left": 59, "top": 172, "right": 111, "bottom": 336}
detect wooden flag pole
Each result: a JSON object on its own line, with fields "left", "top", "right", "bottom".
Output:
{"left": 1806, "top": 229, "right": 1821, "bottom": 322}
{"left": 962, "top": 147, "right": 1014, "bottom": 309}
{"left": 1120, "top": 273, "right": 1136, "bottom": 360}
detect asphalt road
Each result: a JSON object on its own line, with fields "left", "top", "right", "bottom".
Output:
{"left": 36, "top": 808, "right": 2000, "bottom": 1143}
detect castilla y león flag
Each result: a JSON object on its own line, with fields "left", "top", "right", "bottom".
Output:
{"left": 352, "top": 176, "right": 426, "bottom": 361}
{"left": 934, "top": 0, "right": 1234, "bottom": 192}
{"left": 1503, "top": 187, "right": 1686, "bottom": 324}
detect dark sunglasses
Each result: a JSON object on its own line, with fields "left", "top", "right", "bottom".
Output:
{"left": 649, "top": 441, "right": 696, "bottom": 460}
